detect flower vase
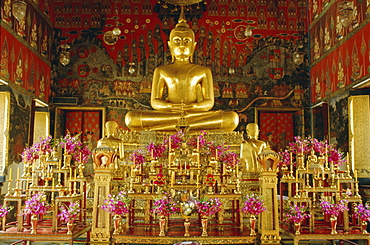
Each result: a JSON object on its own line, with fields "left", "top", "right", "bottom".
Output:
{"left": 67, "top": 222, "right": 74, "bottom": 235}
{"left": 330, "top": 216, "right": 338, "bottom": 234}
{"left": 249, "top": 215, "right": 257, "bottom": 236}
{"left": 184, "top": 218, "right": 190, "bottom": 237}
{"left": 159, "top": 216, "right": 166, "bottom": 236}
{"left": 31, "top": 214, "right": 38, "bottom": 234}
{"left": 201, "top": 217, "right": 208, "bottom": 237}
{"left": 361, "top": 220, "right": 368, "bottom": 234}
{"left": 294, "top": 222, "right": 301, "bottom": 235}
{"left": 113, "top": 215, "right": 121, "bottom": 235}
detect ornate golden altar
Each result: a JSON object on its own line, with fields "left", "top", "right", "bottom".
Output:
{"left": 90, "top": 130, "right": 280, "bottom": 244}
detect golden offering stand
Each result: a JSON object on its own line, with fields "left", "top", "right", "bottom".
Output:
{"left": 1, "top": 149, "right": 89, "bottom": 245}
{"left": 279, "top": 149, "right": 366, "bottom": 244}
{"left": 90, "top": 130, "right": 266, "bottom": 245}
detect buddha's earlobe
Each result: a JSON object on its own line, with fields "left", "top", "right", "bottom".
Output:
{"left": 168, "top": 41, "right": 175, "bottom": 62}
{"left": 190, "top": 42, "right": 197, "bottom": 63}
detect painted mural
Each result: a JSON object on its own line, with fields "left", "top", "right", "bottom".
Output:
{"left": 49, "top": 0, "right": 310, "bottom": 133}
{"left": 8, "top": 90, "right": 31, "bottom": 165}
{"left": 329, "top": 93, "right": 349, "bottom": 154}
{"left": 309, "top": 0, "right": 370, "bottom": 103}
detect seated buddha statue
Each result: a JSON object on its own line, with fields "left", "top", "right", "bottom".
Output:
{"left": 125, "top": 10, "right": 238, "bottom": 132}
{"left": 97, "top": 120, "right": 122, "bottom": 151}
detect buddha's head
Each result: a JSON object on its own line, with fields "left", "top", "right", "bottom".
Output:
{"left": 246, "top": 123, "right": 260, "bottom": 139}
{"left": 168, "top": 8, "right": 196, "bottom": 62}
{"left": 105, "top": 120, "right": 118, "bottom": 136}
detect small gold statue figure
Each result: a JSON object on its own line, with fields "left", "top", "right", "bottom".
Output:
{"left": 240, "top": 123, "right": 267, "bottom": 173}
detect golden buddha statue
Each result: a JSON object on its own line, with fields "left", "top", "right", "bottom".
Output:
{"left": 240, "top": 123, "right": 267, "bottom": 173}
{"left": 97, "top": 120, "right": 122, "bottom": 151}
{"left": 125, "top": 10, "right": 238, "bottom": 132}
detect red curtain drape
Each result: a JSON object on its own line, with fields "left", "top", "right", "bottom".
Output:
{"left": 65, "top": 110, "right": 101, "bottom": 144}
{"left": 259, "top": 112, "right": 294, "bottom": 152}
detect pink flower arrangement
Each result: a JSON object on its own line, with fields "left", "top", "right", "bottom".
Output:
{"left": 34, "top": 136, "right": 54, "bottom": 155}
{"left": 130, "top": 149, "right": 147, "bottom": 167}
{"left": 151, "top": 193, "right": 179, "bottom": 217}
{"left": 0, "top": 204, "right": 13, "bottom": 218}
{"left": 205, "top": 142, "right": 229, "bottom": 158}
{"left": 73, "top": 145, "right": 92, "bottom": 164}
{"left": 195, "top": 197, "right": 222, "bottom": 217}
{"left": 354, "top": 203, "right": 370, "bottom": 222}
{"left": 21, "top": 146, "right": 39, "bottom": 163}
{"left": 101, "top": 191, "right": 131, "bottom": 216}
{"left": 279, "top": 136, "right": 345, "bottom": 167}
{"left": 23, "top": 193, "right": 50, "bottom": 216}
{"left": 21, "top": 136, "right": 55, "bottom": 163}
{"left": 165, "top": 130, "right": 184, "bottom": 150}
{"left": 59, "top": 132, "right": 83, "bottom": 155}
{"left": 241, "top": 194, "right": 267, "bottom": 216}
{"left": 58, "top": 202, "right": 81, "bottom": 223}
{"left": 219, "top": 151, "right": 240, "bottom": 168}
{"left": 187, "top": 130, "right": 208, "bottom": 149}
{"left": 319, "top": 199, "right": 349, "bottom": 216}
{"left": 285, "top": 203, "right": 311, "bottom": 223}
{"left": 146, "top": 142, "right": 167, "bottom": 159}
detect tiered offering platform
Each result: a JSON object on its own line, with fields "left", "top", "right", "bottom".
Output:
{"left": 0, "top": 222, "right": 90, "bottom": 245}
{"left": 113, "top": 225, "right": 256, "bottom": 244}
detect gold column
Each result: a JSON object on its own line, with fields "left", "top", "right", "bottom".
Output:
{"left": 90, "top": 147, "right": 115, "bottom": 245}
{"left": 259, "top": 150, "right": 281, "bottom": 245}
{"left": 348, "top": 95, "right": 370, "bottom": 178}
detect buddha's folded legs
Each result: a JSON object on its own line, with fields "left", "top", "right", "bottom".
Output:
{"left": 125, "top": 110, "right": 239, "bottom": 132}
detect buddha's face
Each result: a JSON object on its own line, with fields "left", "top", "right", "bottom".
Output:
{"left": 168, "top": 30, "right": 196, "bottom": 60}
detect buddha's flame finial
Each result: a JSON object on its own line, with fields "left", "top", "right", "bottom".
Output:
{"left": 175, "top": 5, "right": 189, "bottom": 28}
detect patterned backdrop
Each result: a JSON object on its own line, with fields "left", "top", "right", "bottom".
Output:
{"left": 65, "top": 110, "right": 101, "bottom": 149}
{"left": 259, "top": 111, "right": 293, "bottom": 152}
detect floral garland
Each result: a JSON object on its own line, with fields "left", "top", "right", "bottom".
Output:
{"left": 354, "top": 203, "right": 370, "bottom": 222}
{"left": 279, "top": 136, "right": 346, "bottom": 167}
{"left": 151, "top": 193, "right": 179, "bottom": 217}
{"left": 284, "top": 203, "right": 311, "bottom": 223}
{"left": 23, "top": 193, "right": 50, "bottom": 216}
{"left": 241, "top": 194, "right": 267, "bottom": 216}
{"left": 195, "top": 197, "right": 222, "bottom": 218}
{"left": 0, "top": 204, "right": 13, "bottom": 218}
{"left": 58, "top": 202, "right": 81, "bottom": 223}
{"left": 319, "top": 199, "right": 349, "bottom": 216}
{"left": 101, "top": 191, "right": 131, "bottom": 216}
